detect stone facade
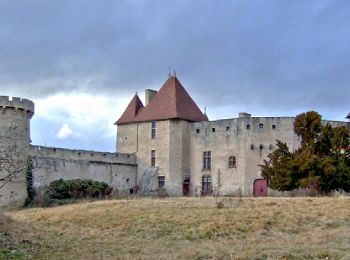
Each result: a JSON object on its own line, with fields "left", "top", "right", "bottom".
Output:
{"left": 29, "top": 146, "right": 137, "bottom": 195}
{"left": 117, "top": 114, "right": 349, "bottom": 197}
{"left": 0, "top": 96, "right": 34, "bottom": 208}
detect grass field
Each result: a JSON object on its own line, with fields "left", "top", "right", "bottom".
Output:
{"left": 1, "top": 197, "right": 350, "bottom": 259}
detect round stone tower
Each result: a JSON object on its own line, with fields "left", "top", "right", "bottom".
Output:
{"left": 0, "top": 96, "right": 34, "bottom": 208}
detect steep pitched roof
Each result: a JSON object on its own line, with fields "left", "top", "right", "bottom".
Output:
{"left": 116, "top": 76, "right": 208, "bottom": 124}
{"left": 116, "top": 94, "right": 144, "bottom": 124}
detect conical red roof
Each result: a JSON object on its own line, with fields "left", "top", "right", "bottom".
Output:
{"left": 116, "top": 94, "right": 144, "bottom": 124}
{"left": 116, "top": 76, "right": 208, "bottom": 124}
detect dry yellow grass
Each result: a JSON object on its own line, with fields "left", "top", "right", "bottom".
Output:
{"left": 3, "top": 197, "right": 350, "bottom": 259}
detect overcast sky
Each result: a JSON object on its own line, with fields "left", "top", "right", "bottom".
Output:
{"left": 0, "top": 0, "right": 349, "bottom": 152}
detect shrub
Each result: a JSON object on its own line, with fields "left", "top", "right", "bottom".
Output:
{"left": 47, "top": 179, "right": 112, "bottom": 200}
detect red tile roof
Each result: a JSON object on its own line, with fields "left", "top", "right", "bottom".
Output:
{"left": 116, "top": 94, "right": 144, "bottom": 124}
{"left": 116, "top": 76, "right": 208, "bottom": 124}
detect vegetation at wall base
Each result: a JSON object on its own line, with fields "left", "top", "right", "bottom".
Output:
{"left": 47, "top": 179, "right": 112, "bottom": 201}
{"left": 25, "top": 159, "right": 35, "bottom": 207}
{"left": 261, "top": 111, "right": 350, "bottom": 193}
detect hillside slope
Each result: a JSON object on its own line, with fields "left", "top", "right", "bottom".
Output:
{"left": 3, "top": 197, "right": 350, "bottom": 259}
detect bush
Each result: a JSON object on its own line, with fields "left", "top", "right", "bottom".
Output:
{"left": 47, "top": 179, "right": 112, "bottom": 200}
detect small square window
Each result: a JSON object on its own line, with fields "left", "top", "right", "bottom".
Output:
{"left": 259, "top": 123, "right": 264, "bottom": 129}
{"left": 259, "top": 144, "right": 263, "bottom": 150}
{"left": 196, "top": 129, "right": 200, "bottom": 133}
{"left": 212, "top": 128, "right": 215, "bottom": 132}
{"left": 246, "top": 124, "right": 250, "bottom": 130}
{"left": 272, "top": 124, "right": 276, "bottom": 130}
{"left": 250, "top": 144, "right": 254, "bottom": 150}
{"left": 226, "top": 126, "right": 230, "bottom": 131}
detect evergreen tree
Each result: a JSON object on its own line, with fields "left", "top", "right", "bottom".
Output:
{"left": 261, "top": 111, "right": 350, "bottom": 193}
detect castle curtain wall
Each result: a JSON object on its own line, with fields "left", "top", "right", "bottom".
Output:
{"left": 29, "top": 146, "right": 137, "bottom": 196}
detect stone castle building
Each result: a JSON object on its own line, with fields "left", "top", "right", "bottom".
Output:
{"left": 0, "top": 76, "right": 349, "bottom": 208}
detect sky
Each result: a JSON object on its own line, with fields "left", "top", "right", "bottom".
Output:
{"left": 0, "top": 0, "right": 349, "bottom": 152}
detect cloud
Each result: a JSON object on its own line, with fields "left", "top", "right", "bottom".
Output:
{"left": 31, "top": 93, "right": 131, "bottom": 151}
{"left": 56, "top": 124, "right": 73, "bottom": 139}
{"left": 0, "top": 0, "right": 349, "bottom": 150}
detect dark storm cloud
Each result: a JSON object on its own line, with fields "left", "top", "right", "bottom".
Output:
{"left": 0, "top": 0, "right": 349, "bottom": 115}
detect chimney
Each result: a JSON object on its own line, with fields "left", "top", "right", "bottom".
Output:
{"left": 239, "top": 112, "right": 251, "bottom": 118}
{"left": 145, "top": 89, "right": 157, "bottom": 105}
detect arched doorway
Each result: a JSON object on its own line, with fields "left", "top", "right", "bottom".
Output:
{"left": 253, "top": 179, "right": 267, "bottom": 197}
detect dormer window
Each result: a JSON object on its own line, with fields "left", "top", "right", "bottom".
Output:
{"left": 151, "top": 121, "right": 156, "bottom": 139}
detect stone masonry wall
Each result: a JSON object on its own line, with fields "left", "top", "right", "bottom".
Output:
{"left": 117, "top": 120, "right": 188, "bottom": 195}
{"left": 189, "top": 116, "right": 349, "bottom": 196}
{"left": 29, "top": 146, "right": 137, "bottom": 195}
{"left": 0, "top": 96, "right": 34, "bottom": 209}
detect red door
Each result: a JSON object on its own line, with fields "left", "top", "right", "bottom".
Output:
{"left": 253, "top": 179, "right": 268, "bottom": 197}
{"left": 183, "top": 178, "right": 190, "bottom": 196}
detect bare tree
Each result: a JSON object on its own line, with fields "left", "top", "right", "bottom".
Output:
{"left": 0, "top": 125, "right": 28, "bottom": 190}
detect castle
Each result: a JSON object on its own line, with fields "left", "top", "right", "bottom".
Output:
{"left": 0, "top": 76, "right": 349, "bottom": 208}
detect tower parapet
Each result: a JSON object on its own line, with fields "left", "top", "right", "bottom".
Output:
{"left": 0, "top": 96, "right": 34, "bottom": 117}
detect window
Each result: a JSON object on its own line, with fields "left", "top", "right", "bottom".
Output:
{"left": 212, "top": 128, "right": 216, "bottom": 132}
{"left": 259, "top": 123, "right": 264, "bottom": 129}
{"left": 259, "top": 144, "right": 263, "bottom": 150}
{"left": 151, "top": 150, "right": 156, "bottom": 167}
{"left": 158, "top": 176, "right": 165, "bottom": 189}
{"left": 226, "top": 126, "right": 230, "bottom": 131}
{"left": 228, "top": 156, "right": 236, "bottom": 168}
{"left": 126, "top": 178, "right": 130, "bottom": 184}
{"left": 250, "top": 144, "right": 254, "bottom": 150}
{"left": 246, "top": 124, "right": 250, "bottom": 130}
{"left": 272, "top": 124, "right": 276, "bottom": 130}
{"left": 151, "top": 121, "right": 156, "bottom": 139}
{"left": 202, "top": 175, "right": 212, "bottom": 194}
{"left": 196, "top": 129, "right": 200, "bottom": 133}
{"left": 203, "top": 151, "right": 211, "bottom": 170}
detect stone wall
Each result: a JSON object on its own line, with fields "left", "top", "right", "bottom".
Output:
{"left": 117, "top": 116, "right": 349, "bottom": 197}
{"left": 188, "top": 116, "right": 349, "bottom": 196}
{"left": 0, "top": 96, "right": 34, "bottom": 209}
{"left": 117, "top": 120, "right": 190, "bottom": 196}
{"left": 29, "top": 146, "right": 137, "bottom": 195}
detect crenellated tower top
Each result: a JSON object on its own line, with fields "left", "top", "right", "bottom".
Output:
{"left": 0, "top": 96, "right": 34, "bottom": 117}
